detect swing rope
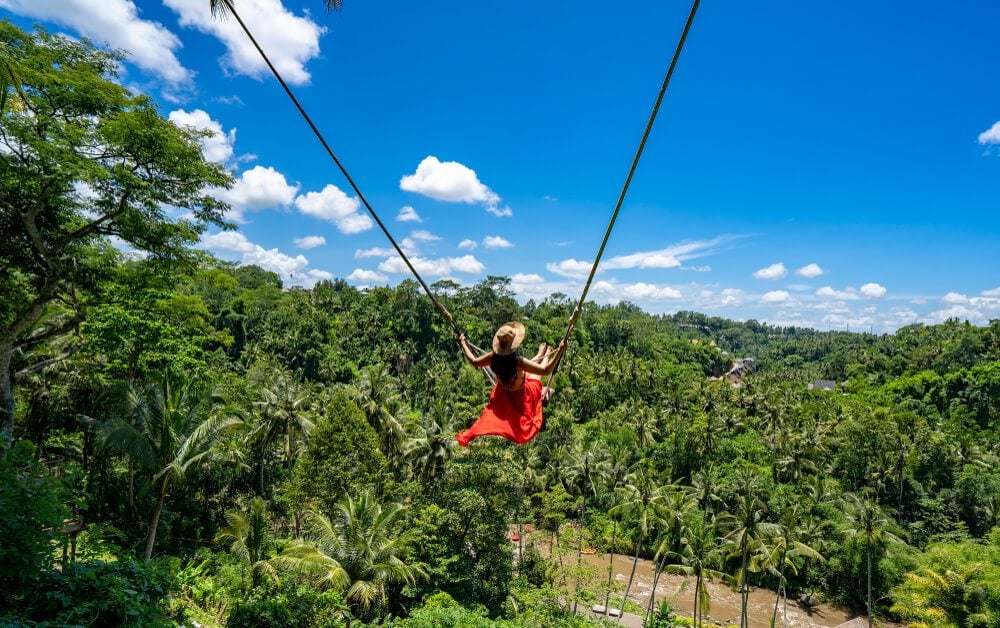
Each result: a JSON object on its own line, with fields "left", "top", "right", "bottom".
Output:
{"left": 545, "top": 0, "right": 701, "bottom": 384}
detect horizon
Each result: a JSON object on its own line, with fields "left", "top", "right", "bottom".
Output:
{"left": 2, "top": 0, "right": 998, "bottom": 333}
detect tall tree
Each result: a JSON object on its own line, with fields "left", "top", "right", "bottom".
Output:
{"left": 725, "top": 467, "right": 769, "bottom": 628}
{"left": 844, "top": 493, "right": 903, "bottom": 628}
{"left": 102, "top": 375, "right": 240, "bottom": 560}
{"left": 248, "top": 370, "right": 314, "bottom": 493}
{"left": 215, "top": 497, "right": 278, "bottom": 591}
{"left": 609, "top": 465, "right": 664, "bottom": 622}
{"left": 0, "top": 23, "right": 231, "bottom": 446}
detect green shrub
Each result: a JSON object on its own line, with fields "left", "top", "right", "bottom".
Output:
{"left": 226, "top": 585, "right": 351, "bottom": 628}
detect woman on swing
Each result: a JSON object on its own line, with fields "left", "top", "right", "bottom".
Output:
{"left": 456, "top": 321, "right": 566, "bottom": 446}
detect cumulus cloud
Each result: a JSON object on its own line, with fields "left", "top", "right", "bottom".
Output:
{"left": 458, "top": 239, "right": 478, "bottom": 251}
{"left": 978, "top": 121, "right": 1000, "bottom": 145}
{"left": 795, "top": 263, "right": 824, "bottom": 278}
{"left": 294, "top": 184, "right": 373, "bottom": 234}
{"left": 601, "top": 237, "right": 731, "bottom": 272}
{"left": 942, "top": 291, "right": 969, "bottom": 305}
{"left": 620, "top": 282, "right": 682, "bottom": 300}
{"left": 761, "top": 290, "right": 791, "bottom": 303}
{"left": 293, "top": 235, "right": 325, "bottom": 249}
{"left": 346, "top": 268, "right": 388, "bottom": 283}
{"left": 397, "top": 206, "right": 421, "bottom": 223}
{"left": 983, "top": 287, "right": 1000, "bottom": 298}
{"left": 816, "top": 286, "right": 859, "bottom": 300}
{"left": 214, "top": 166, "right": 299, "bottom": 221}
{"left": 483, "top": 235, "right": 513, "bottom": 249}
{"left": 355, "top": 246, "right": 399, "bottom": 259}
{"left": 200, "top": 231, "right": 329, "bottom": 287}
{"left": 168, "top": 109, "right": 236, "bottom": 164}
{"left": 399, "top": 155, "right": 510, "bottom": 216}
{"left": 163, "top": 0, "right": 324, "bottom": 85}
{"left": 408, "top": 230, "right": 440, "bottom": 242}
{"left": 547, "top": 258, "right": 594, "bottom": 279}
{"left": 378, "top": 254, "right": 485, "bottom": 277}
{"left": 753, "top": 262, "right": 786, "bottom": 280}
{"left": 860, "top": 282, "right": 887, "bottom": 299}
{"left": 0, "top": 0, "right": 193, "bottom": 85}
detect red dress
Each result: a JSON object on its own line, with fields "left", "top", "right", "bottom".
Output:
{"left": 456, "top": 378, "right": 543, "bottom": 446}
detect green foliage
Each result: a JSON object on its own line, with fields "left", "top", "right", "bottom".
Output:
{"left": 225, "top": 585, "right": 351, "bottom": 628}
{"left": 0, "top": 440, "right": 69, "bottom": 604}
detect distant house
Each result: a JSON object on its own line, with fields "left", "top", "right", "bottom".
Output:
{"left": 809, "top": 379, "right": 836, "bottom": 391}
{"left": 722, "top": 357, "right": 756, "bottom": 386}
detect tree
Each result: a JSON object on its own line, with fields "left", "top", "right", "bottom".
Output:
{"left": 647, "top": 484, "right": 697, "bottom": 622}
{"left": 276, "top": 491, "right": 425, "bottom": 614}
{"left": 102, "top": 375, "right": 240, "bottom": 560}
{"left": 403, "top": 401, "right": 460, "bottom": 483}
{"left": 751, "top": 511, "right": 824, "bottom": 628}
{"left": 215, "top": 496, "right": 278, "bottom": 591}
{"left": 609, "top": 465, "right": 664, "bottom": 622}
{"left": 724, "top": 467, "right": 769, "bottom": 628}
{"left": 0, "top": 23, "right": 231, "bottom": 446}
{"left": 248, "top": 370, "right": 314, "bottom": 493}
{"left": 665, "top": 514, "right": 728, "bottom": 628}
{"left": 844, "top": 493, "right": 904, "bottom": 628}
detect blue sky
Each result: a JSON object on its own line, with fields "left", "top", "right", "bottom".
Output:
{"left": 3, "top": 0, "right": 998, "bottom": 332}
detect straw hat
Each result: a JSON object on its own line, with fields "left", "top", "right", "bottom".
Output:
{"left": 492, "top": 321, "right": 525, "bottom": 355}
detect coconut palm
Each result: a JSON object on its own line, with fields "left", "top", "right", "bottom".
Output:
{"left": 665, "top": 514, "right": 728, "bottom": 628}
{"left": 249, "top": 371, "right": 314, "bottom": 493}
{"left": 646, "top": 484, "right": 698, "bottom": 622}
{"left": 751, "top": 511, "right": 824, "bottom": 628}
{"left": 844, "top": 492, "right": 903, "bottom": 628}
{"left": 724, "top": 467, "right": 770, "bottom": 628}
{"left": 276, "top": 491, "right": 425, "bottom": 613}
{"left": 609, "top": 465, "right": 665, "bottom": 622}
{"left": 102, "top": 375, "right": 241, "bottom": 560}
{"left": 602, "top": 445, "right": 632, "bottom": 616}
{"left": 403, "top": 401, "right": 460, "bottom": 483}
{"left": 216, "top": 497, "right": 279, "bottom": 590}
{"left": 349, "top": 365, "right": 406, "bottom": 460}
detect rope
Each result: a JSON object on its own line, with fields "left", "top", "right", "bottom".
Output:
{"left": 545, "top": 0, "right": 701, "bottom": 384}
{"left": 218, "top": 0, "right": 461, "bottom": 338}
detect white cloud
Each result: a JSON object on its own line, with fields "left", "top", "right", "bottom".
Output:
{"left": 215, "top": 166, "right": 299, "bottom": 221}
{"left": 293, "top": 235, "right": 325, "bottom": 249}
{"left": 378, "top": 254, "right": 485, "bottom": 277}
{"left": 753, "top": 262, "right": 786, "bottom": 280}
{"left": 0, "top": 0, "right": 193, "bottom": 85}
{"left": 816, "top": 286, "right": 859, "bottom": 300}
{"left": 620, "top": 282, "right": 682, "bottom": 300}
{"left": 978, "top": 121, "right": 1000, "bottom": 145}
{"left": 761, "top": 290, "right": 791, "bottom": 303}
{"left": 547, "top": 258, "right": 593, "bottom": 279}
{"left": 397, "top": 206, "right": 421, "bottom": 223}
{"left": 602, "top": 237, "right": 729, "bottom": 271}
{"left": 346, "top": 268, "right": 388, "bottom": 283}
{"left": 200, "top": 230, "right": 328, "bottom": 287}
{"left": 163, "top": 0, "right": 324, "bottom": 85}
{"left": 795, "top": 263, "right": 824, "bottom": 278}
{"left": 458, "top": 239, "right": 478, "bottom": 251}
{"left": 483, "top": 235, "right": 513, "bottom": 249}
{"left": 168, "top": 109, "right": 236, "bottom": 164}
{"left": 399, "top": 155, "right": 509, "bottom": 216}
{"left": 983, "top": 287, "right": 1000, "bottom": 298}
{"left": 408, "top": 230, "right": 440, "bottom": 242}
{"left": 860, "top": 282, "right": 887, "bottom": 299}
{"left": 355, "top": 246, "right": 398, "bottom": 259}
{"left": 942, "top": 291, "right": 969, "bottom": 305}
{"left": 511, "top": 273, "right": 544, "bottom": 285}
{"left": 294, "top": 184, "right": 373, "bottom": 234}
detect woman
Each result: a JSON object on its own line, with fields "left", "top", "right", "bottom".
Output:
{"left": 456, "top": 321, "right": 566, "bottom": 446}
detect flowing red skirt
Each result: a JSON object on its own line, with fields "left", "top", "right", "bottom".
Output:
{"left": 456, "top": 378, "right": 543, "bottom": 446}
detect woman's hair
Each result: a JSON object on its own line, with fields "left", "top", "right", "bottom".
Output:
{"left": 490, "top": 351, "right": 519, "bottom": 386}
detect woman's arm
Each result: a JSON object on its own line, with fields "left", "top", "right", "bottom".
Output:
{"left": 460, "top": 334, "right": 494, "bottom": 368}
{"left": 519, "top": 340, "right": 567, "bottom": 376}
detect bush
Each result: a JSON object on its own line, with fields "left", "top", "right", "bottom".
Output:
{"left": 0, "top": 440, "right": 69, "bottom": 606}
{"left": 225, "top": 585, "right": 351, "bottom": 628}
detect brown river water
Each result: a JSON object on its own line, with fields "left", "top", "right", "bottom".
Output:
{"left": 520, "top": 533, "right": 888, "bottom": 628}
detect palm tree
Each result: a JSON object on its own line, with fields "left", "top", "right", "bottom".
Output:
{"left": 602, "top": 445, "right": 632, "bottom": 616}
{"left": 102, "top": 375, "right": 241, "bottom": 560}
{"left": 751, "top": 512, "right": 824, "bottom": 628}
{"left": 350, "top": 365, "right": 406, "bottom": 460}
{"left": 646, "top": 484, "right": 698, "bottom": 622}
{"left": 563, "top": 438, "right": 610, "bottom": 612}
{"left": 403, "top": 401, "right": 459, "bottom": 483}
{"left": 724, "top": 467, "right": 769, "bottom": 628}
{"left": 216, "top": 497, "right": 278, "bottom": 590}
{"left": 844, "top": 492, "right": 903, "bottom": 628}
{"left": 249, "top": 371, "right": 313, "bottom": 494}
{"left": 665, "top": 514, "right": 728, "bottom": 628}
{"left": 609, "top": 465, "right": 664, "bottom": 622}
{"left": 625, "top": 402, "right": 660, "bottom": 448}
{"left": 276, "top": 491, "right": 425, "bottom": 613}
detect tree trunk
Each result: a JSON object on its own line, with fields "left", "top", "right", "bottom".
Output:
{"left": 740, "top": 549, "right": 749, "bottom": 628}
{"left": 1, "top": 342, "right": 14, "bottom": 449}
{"left": 127, "top": 462, "right": 135, "bottom": 521}
{"left": 695, "top": 573, "right": 703, "bottom": 628}
{"left": 646, "top": 549, "right": 669, "bottom": 624}
{"left": 617, "top": 536, "right": 642, "bottom": 623}
{"left": 603, "top": 519, "right": 618, "bottom": 616}
{"left": 259, "top": 450, "right": 266, "bottom": 495}
{"left": 144, "top": 487, "right": 167, "bottom": 561}
{"left": 866, "top": 540, "right": 873, "bottom": 628}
